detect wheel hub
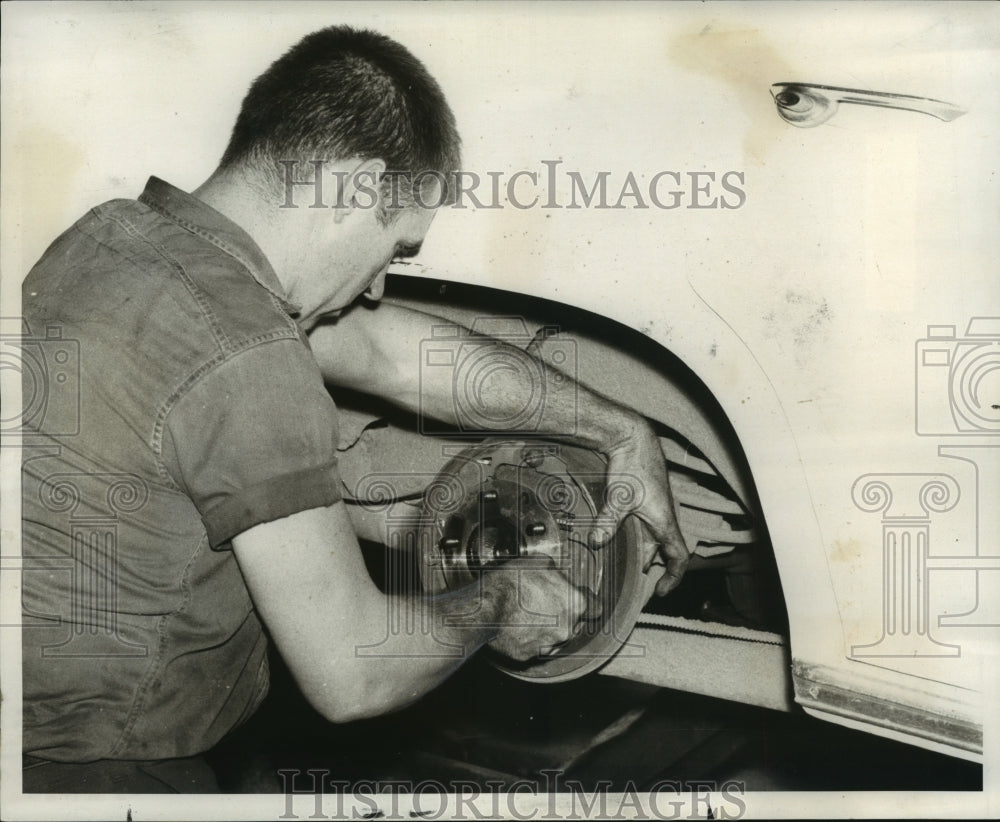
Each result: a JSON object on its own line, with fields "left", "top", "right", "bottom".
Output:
{"left": 418, "top": 439, "right": 646, "bottom": 681}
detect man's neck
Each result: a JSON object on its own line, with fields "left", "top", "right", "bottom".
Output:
{"left": 192, "top": 171, "right": 297, "bottom": 295}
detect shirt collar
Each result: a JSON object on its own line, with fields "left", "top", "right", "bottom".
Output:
{"left": 138, "top": 177, "right": 302, "bottom": 316}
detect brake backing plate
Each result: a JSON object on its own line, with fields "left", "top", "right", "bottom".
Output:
{"left": 418, "top": 439, "right": 646, "bottom": 682}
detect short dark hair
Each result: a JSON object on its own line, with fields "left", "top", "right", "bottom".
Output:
{"left": 219, "top": 25, "right": 461, "bottom": 216}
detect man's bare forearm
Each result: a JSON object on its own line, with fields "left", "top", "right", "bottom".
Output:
{"left": 235, "top": 503, "right": 583, "bottom": 725}
{"left": 328, "top": 577, "right": 504, "bottom": 720}
{"left": 309, "top": 300, "right": 644, "bottom": 454}
{"left": 305, "top": 565, "right": 578, "bottom": 721}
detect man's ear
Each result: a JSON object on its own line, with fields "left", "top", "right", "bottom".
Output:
{"left": 333, "top": 158, "right": 387, "bottom": 225}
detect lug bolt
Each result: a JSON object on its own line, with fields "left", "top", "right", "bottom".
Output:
{"left": 522, "top": 448, "right": 545, "bottom": 468}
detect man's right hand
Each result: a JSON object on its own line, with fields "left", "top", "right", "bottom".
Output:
{"left": 483, "top": 559, "right": 588, "bottom": 662}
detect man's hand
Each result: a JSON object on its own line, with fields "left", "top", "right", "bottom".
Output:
{"left": 593, "top": 416, "right": 690, "bottom": 597}
{"left": 481, "top": 558, "right": 587, "bottom": 661}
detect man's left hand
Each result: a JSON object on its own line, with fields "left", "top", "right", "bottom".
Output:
{"left": 591, "top": 417, "right": 690, "bottom": 597}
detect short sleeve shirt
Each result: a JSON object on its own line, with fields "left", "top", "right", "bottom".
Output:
{"left": 21, "top": 177, "right": 343, "bottom": 761}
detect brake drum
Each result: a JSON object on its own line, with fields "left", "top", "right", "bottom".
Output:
{"left": 418, "top": 439, "right": 646, "bottom": 682}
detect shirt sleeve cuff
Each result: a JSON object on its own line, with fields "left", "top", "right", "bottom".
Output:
{"left": 202, "top": 462, "right": 344, "bottom": 548}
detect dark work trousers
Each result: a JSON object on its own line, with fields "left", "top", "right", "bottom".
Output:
{"left": 22, "top": 754, "right": 220, "bottom": 793}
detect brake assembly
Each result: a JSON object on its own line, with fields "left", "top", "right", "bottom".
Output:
{"left": 418, "top": 439, "right": 646, "bottom": 682}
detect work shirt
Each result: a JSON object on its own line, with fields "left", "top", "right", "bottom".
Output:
{"left": 21, "top": 177, "right": 343, "bottom": 762}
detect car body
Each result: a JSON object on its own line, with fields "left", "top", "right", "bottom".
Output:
{"left": 379, "top": 4, "right": 994, "bottom": 764}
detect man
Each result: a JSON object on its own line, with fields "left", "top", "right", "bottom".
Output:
{"left": 21, "top": 25, "right": 688, "bottom": 792}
